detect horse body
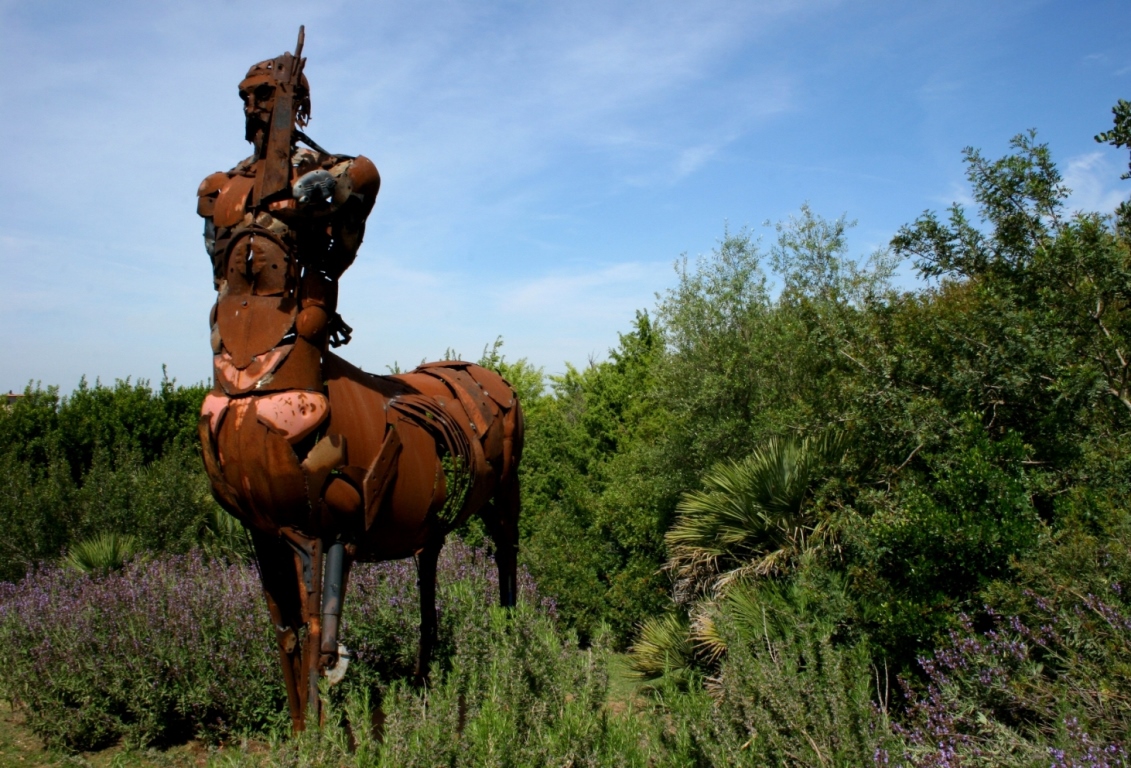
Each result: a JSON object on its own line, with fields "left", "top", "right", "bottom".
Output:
{"left": 200, "top": 349, "right": 522, "bottom": 729}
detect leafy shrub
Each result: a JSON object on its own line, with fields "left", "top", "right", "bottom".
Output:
{"left": 0, "top": 378, "right": 214, "bottom": 582}
{"left": 0, "top": 376, "right": 206, "bottom": 476}
{"left": 661, "top": 574, "right": 896, "bottom": 768}
{"left": 516, "top": 311, "right": 676, "bottom": 646}
{"left": 69, "top": 442, "right": 219, "bottom": 554}
{"left": 856, "top": 418, "right": 1042, "bottom": 663}
{"left": 893, "top": 518, "right": 1131, "bottom": 767}
{"left": 0, "top": 448, "right": 76, "bottom": 581}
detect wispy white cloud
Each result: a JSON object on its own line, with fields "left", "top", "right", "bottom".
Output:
{"left": 500, "top": 262, "right": 665, "bottom": 316}
{"left": 333, "top": 254, "right": 669, "bottom": 374}
{"left": 1, "top": 0, "right": 820, "bottom": 386}
{"left": 324, "top": 0, "right": 804, "bottom": 209}
{"left": 931, "top": 181, "right": 975, "bottom": 209}
{"left": 675, "top": 143, "right": 724, "bottom": 179}
{"left": 1063, "top": 152, "right": 1129, "bottom": 215}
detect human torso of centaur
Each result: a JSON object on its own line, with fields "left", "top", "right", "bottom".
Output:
{"left": 196, "top": 148, "right": 523, "bottom": 558}
{"left": 197, "top": 148, "right": 380, "bottom": 396}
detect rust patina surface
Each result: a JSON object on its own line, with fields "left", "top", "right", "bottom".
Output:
{"left": 196, "top": 28, "right": 523, "bottom": 731}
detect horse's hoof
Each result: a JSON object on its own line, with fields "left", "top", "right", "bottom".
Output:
{"left": 324, "top": 643, "right": 351, "bottom": 686}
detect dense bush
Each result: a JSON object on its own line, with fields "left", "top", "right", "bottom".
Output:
{"left": 516, "top": 311, "right": 675, "bottom": 644}
{"left": 0, "top": 376, "right": 213, "bottom": 582}
{"left": 1, "top": 375, "right": 206, "bottom": 475}
{"left": 516, "top": 121, "right": 1131, "bottom": 668}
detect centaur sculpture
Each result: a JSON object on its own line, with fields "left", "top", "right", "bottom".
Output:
{"left": 196, "top": 29, "right": 523, "bottom": 731}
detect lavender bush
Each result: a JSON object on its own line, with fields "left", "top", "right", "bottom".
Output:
{"left": 0, "top": 552, "right": 284, "bottom": 749}
{"left": 657, "top": 577, "right": 898, "bottom": 768}
{"left": 207, "top": 590, "right": 691, "bottom": 768}
{"left": 328, "top": 548, "right": 683, "bottom": 766}
{"left": 891, "top": 525, "right": 1131, "bottom": 767}
{"left": 0, "top": 540, "right": 548, "bottom": 752}
{"left": 892, "top": 610, "right": 1130, "bottom": 767}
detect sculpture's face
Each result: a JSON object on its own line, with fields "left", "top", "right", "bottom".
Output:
{"left": 239, "top": 58, "right": 310, "bottom": 146}
{"left": 239, "top": 76, "right": 276, "bottom": 144}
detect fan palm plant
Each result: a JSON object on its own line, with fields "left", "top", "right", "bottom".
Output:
{"left": 692, "top": 562, "right": 851, "bottom": 662}
{"left": 65, "top": 532, "right": 140, "bottom": 574}
{"left": 626, "top": 611, "right": 695, "bottom": 681}
{"left": 198, "top": 503, "right": 253, "bottom": 562}
{"left": 630, "top": 431, "right": 848, "bottom": 681}
{"left": 666, "top": 430, "right": 848, "bottom": 599}
{"left": 629, "top": 563, "right": 853, "bottom": 681}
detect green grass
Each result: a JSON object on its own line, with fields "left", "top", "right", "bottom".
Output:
{"left": 0, "top": 700, "right": 268, "bottom": 767}
{"left": 604, "top": 653, "right": 648, "bottom": 714}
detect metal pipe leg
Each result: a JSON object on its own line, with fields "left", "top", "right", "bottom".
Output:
{"left": 321, "top": 541, "right": 345, "bottom": 659}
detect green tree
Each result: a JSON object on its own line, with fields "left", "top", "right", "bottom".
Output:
{"left": 517, "top": 311, "right": 672, "bottom": 643}
{"left": 1096, "top": 97, "right": 1131, "bottom": 231}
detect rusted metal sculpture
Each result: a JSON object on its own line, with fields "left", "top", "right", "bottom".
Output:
{"left": 195, "top": 28, "right": 523, "bottom": 732}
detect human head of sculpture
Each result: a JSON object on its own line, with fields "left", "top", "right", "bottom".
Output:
{"left": 239, "top": 57, "right": 311, "bottom": 145}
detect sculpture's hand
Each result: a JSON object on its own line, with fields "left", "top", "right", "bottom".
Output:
{"left": 292, "top": 169, "right": 336, "bottom": 205}
{"left": 327, "top": 313, "right": 353, "bottom": 347}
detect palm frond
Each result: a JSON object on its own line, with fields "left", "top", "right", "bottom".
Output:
{"left": 199, "top": 504, "right": 254, "bottom": 562}
{"left": 690, "top": 603, "right": 727, "bottom": 663}
{"left": 65, "top": 532, "right": 140, "bottom": 575}
{"left": 666, "top": 429, "right": 847, "bottom": 594}
{"left": 626, "top": 612, "right": 694, "bottom": 681}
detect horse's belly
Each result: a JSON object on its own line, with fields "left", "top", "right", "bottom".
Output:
{"left": 355, "top": 417, "right": 443, "bottom": 559}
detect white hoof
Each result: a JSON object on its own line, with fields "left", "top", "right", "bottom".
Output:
{"left": 324, "top": 643, "right": 351, "bottom": 686}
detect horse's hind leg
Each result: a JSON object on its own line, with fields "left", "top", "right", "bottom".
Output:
{"left": 250, "top": 530, "right": 306, "bottom": 732}
{"left": 413, "top": 537, "right": 442, "bottom": 686}
{"left": 484, "top": 474, "right": 520, "bottom": 608}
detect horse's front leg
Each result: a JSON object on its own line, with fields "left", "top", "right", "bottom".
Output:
{"left": 413, "top": 538, "right": 443, "bottom": 686}
{"left": 250, "top": 529, "right": 307, "bottom": 732}
{"left": 278, "top": 530, "right": 325, "bottom": 728}
{"left": 319, "top": 540, "right": 353, "bottom": 686}
{"left": 263, "top": 531, "right": 352, "bottom": 730}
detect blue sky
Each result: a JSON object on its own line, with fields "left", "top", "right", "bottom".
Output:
{"left": 2, "top": 0, "right": 1129, "bottom": 393}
